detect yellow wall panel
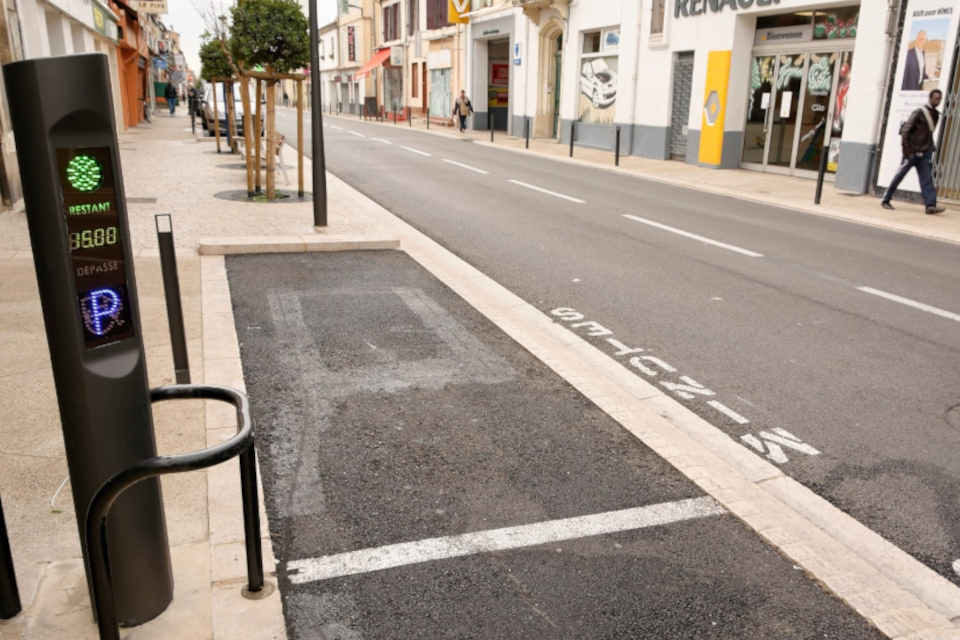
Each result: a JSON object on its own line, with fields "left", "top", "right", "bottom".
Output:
{"left": 698, "top": 50, "right": 732, "bottom": 166}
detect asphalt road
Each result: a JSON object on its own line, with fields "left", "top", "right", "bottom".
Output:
{"left": 228, "top": 251, "right": 885, "bottom": 639}
{"left": 276, "top": 109, "right": 960, "bottom": 586}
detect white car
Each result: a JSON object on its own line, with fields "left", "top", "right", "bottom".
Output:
{"left": 580, "top": 59, "right": 617, "bottom": 109}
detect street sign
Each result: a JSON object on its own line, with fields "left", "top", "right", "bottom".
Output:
{"left": 3, "top": 53, "right": 173, "bottom": 626}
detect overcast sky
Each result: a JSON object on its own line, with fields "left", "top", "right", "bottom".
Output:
{"left": 166, "top": 0, "right": 338, "bottom": 78}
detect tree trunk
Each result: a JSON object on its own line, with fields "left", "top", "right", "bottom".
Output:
{"left": 226, "top": 82, "right": 238, "bottom": 153}
{"left": 213, "top": 82, "right": 221, "bottom": 153}
{"left": 255, "top": 79, "right": 263, "bottom": 194}
{"left": 297, "top": 80, "right": 304, "bottom": 198}
{"left": 266, "top": 80, "right": 276, "bottom": 200}
{"left": 240, "top": 76, "right": 254, "bottom": 198}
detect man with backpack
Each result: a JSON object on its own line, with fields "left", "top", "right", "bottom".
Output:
{"left": 882, "top": 89, "right": 945, "bottom": 214}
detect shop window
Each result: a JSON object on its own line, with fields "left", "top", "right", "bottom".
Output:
{"left": 814, "top": 7, "right": 859, "bottom": 40}
{"left": 650, "top": 0, "right": 666, "bottom": 37}
{"left": 579, "top": 27, "right": 620, "bottom": 125}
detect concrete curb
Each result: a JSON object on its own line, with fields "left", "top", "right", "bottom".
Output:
{"left": 321, "top": 112, "right": 960, "bottom": 248}
{"left": 198, "top": 234, "right": 399, "bottom": 255}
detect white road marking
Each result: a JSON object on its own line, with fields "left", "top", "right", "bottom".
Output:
{"left": 371, "top": 137, "right": 392, "bottom": 144}
{"left": 508, "top": 179, "right": 586, "bottom": 204}
{"left": 442, "top": 158, "right": 489, "bottom": 174}
{"left": 741, "top": 428, "right": 819, "bottom": 464}
{"left": 621, "top": 214, "right": 764, "bottom": 258}
{"left": 286, "top": 497, "right": 724, "bottom": 584}
{"left": 707, "top": 400, "right": 750, "bottom": 425}
{"left": 401, "top": 145, "right": 432, "bottom": 157}
{"left": 857, "top": 286, "right": 960, "bottom": 323}
{"left": 347, "top": 130, "right": 366, "bottom": 138}
{"left": 330, "top": 125, "right": 343, "bottom": 130}
{"left": 953, "top": 559, "right": 960, "bottom": 577}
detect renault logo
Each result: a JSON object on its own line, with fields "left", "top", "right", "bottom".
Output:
{"left": 704, "top": 91, "right": 721, "bottom": 126}
{"left": 451, "top": 0, "right": 469, "bottom": 12}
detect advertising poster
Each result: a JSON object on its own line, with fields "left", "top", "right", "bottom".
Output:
{"left": 878, "top": 0, "right": 959, "bottom": 192}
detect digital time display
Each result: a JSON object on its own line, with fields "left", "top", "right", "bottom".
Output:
{"left": 56, "top": 147, "right": 134, "bottom": 349}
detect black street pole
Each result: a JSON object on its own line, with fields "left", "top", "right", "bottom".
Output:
{"left": 814, "top": 139, "right": 829, "bottom": 205}
{"left": 309, "top": 0, "right": 327, "bottom": 227}
{"left": 0, "top": 494, "right": 20, "bottom": 620}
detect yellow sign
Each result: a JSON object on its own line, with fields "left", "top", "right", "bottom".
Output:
{"left": 449, "top": 0, "right": 470, "bottom": 23}
{"left": 698, "top": 50, "right": 731, "bottom": 166}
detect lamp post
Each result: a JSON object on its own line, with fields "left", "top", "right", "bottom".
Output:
{"left": 309, "top": 0, "right": 328, "bottom": 227}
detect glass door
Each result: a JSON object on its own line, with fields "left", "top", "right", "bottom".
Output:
{"left": 768, "top": 53, "right": 806, "bottom": 170}
{"left": 795, "top": 52, "right": 838, "bottom": 174}
{"left": 742, "top": 55, "right": 776, "bottom": 166}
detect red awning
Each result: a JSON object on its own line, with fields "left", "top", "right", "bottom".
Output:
{"left": 355, "top": 49, "right": 391, "bottom": 80}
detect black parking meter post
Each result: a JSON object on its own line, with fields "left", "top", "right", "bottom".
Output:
{"left": 525, "top": 118, "right": 530, "bottom": 149}
{"left": 615, "top": 126, "right": 621, "bottom": 167}
{"left": 569, "top": 121, "right": 575, "bottom": 157}
{"left": 155, "top": 215, "right": 190, "bottom": 384}
{"left": 814, "top": 142, "right": 829, "bottom": 205}
{"left": 0, "top": 494, "right": 20, "bottom": 620}
{"left": 4, "top": 53, "right": 174, "bottom": 625}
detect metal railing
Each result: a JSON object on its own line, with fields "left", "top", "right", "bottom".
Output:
{"left": 85, "top": 384, "right": 263, "bottom": 640}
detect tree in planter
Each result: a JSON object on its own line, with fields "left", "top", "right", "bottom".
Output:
{"left": 230, "top": 0, "right": 309, "bottom": 199}
{"left": 199, "top": 36, "right": 234, "bottom": 153}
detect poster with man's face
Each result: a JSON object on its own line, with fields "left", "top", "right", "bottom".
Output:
{"left": 900, "top": 18, "right": 950, "bottom": 92}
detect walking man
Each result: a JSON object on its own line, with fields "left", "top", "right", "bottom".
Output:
{"left": 453, "top": 90, "right": 473, "bottom": 134}
{"left": 165, "top": 82, "right": 178, "bottom": 116}
{"left": 882, "top": 89, "right": 945, "bottom": 214}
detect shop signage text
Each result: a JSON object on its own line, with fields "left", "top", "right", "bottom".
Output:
{"left": 133, "top": 0, "right": 167, "bottom": 14}
{"left": 676, "top": 0, "right": 780, "bottom": 18}
{"left": 755, "top": 24, "right": 812, "bottom": 44}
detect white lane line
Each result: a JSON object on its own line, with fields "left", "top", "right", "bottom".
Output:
{"left": 622, "top": 214, "right": 764, "bottom": 258}
{"left": 330, "top": 125, "right": 343, "bottom": 130}
{"left": 401, "top": 145, "right": 432, "bottom": 157}
{"left": 442, "top": 158, "right": 489, "bottom": 175}
{"left": 371, "top": 137, "right": 392, "bottom": 145}
{"left": 286, "top": 496, "right": 724, "bottom": 584}
{"left": 857, "top": 286, "right": 960, "bottom": 323}
{"left": 707, "top": 400, "right": 750, "bottom": 425}
{"left": 346, "top": 130, "right": 366, "bottom": 138}
{"left": 507, "top": 179, "right": 585, "bottom": 204}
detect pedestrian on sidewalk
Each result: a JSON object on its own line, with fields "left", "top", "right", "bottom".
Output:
{"left": 882, "top": 89, "right": 945, "bottom": 214}
{"left": 453, "top": 90, "right": 473, "bottom": 134}
{"left": 165, "top": 82, "right": 178, "bottom": 116}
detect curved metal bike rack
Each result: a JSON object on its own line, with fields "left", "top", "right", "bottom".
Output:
{"left": 85, "top": 384, "right": 264, "bottom": 640}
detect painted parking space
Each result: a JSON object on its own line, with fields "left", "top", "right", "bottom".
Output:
{"left": 227, "top": 251, "right": 884, "bottom": 639}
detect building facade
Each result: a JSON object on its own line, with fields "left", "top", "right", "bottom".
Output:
{"left": 338, "top": 0, "right": 376, "bottom": 114}
{"left": 319, "top": 19, "right": 340, "bottom": 111}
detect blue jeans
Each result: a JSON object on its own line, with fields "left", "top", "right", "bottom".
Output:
{"left": 168, "top": 98, "right": 176, "bottom": 115}
{"left": 884, "top": 151, "right": 936, "bottom": 207}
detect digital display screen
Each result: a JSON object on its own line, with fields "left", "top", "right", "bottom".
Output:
{"left": 57, "top": 147, "right": 134, "bottom": 349}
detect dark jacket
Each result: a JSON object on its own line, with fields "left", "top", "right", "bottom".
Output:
{"left": 902, "top": 48, "right": 927, "bottom": 92}
{"left": 902, "top": 105, "right": 940, "bottom": 156}
{"left": 164, "top": 83, "right": 177, "bottom": 101}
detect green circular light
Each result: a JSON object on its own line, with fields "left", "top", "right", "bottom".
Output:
{"left": 66, "top": 154, "right": 103, "bottom": 192}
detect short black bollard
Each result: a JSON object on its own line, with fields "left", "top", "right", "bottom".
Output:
{"left": 408, "top": 107, "right": 412, "bottom": 127}
{"left": 490, "top": 116, "right": 494, "bottom": 142}
{"left": 0, "top": 494, "right": 21, "bottom": 620}
{"left": 426, "top": 107, "right": 430, "bottom": 129}
{"left": 190, "top": 99, "right": 196, "bottom": 136}
{"left": 569, "top": 121, "right": 576, "bottom": 157}
{"left": 394, "top": 109, "right": 398, "bottom": 125}
{"left": 814, "top": 142, "right": 829, "bottom": 205}
{"left": 525, "top": 118, "right": 530, "bottom": 149}
{"left": 615, "top": 126, "right": 621, "bottom": 167}
{"left": 155, "top": 215, "right": 191, "bottom": 384}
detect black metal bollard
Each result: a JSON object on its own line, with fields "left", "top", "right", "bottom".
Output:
{"left": 408, "top": 107, "right": 412, "bottom": 127}
{"left": 394, "top": 109, "right": 398, "bottom": 125}
{"left": 615, "top": 126, "right": 621, "bottom": 167}
{"left": 426, "top": 107, "right": 430, "bottom": 129}
{"left": 0, "top": 494, "right": 21, "bottom": 620}
{"left": 490, "top": 116, "right": 494, "bottom": 142}
{"left": 190, "top": 98, "right": 196, "bottom": 136}
{"left": 569, "top": 121, "right": 575, "bottom": 157}
{"left": 814, "top": 143, "right": 829, "bottom": 205}
{"left": 155, "top": 215, "right": 191, "bottom": 384}
{"left": 525, "top": 118, "right": 530, "bottom": 149}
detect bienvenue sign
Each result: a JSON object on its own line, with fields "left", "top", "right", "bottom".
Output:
{"left": 676, "top": 0, "right": 781, "bottom": 18}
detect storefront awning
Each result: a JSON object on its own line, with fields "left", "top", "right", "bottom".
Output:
{"left": 355, "top": 49, "right": 391, "bottom": 80}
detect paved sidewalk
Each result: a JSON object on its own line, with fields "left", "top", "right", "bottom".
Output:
{"left": 322, "top": 108, "right": 960, "bottom": 246}
{"left": 0, "top": 112, "right": 395, "bottom": 640}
